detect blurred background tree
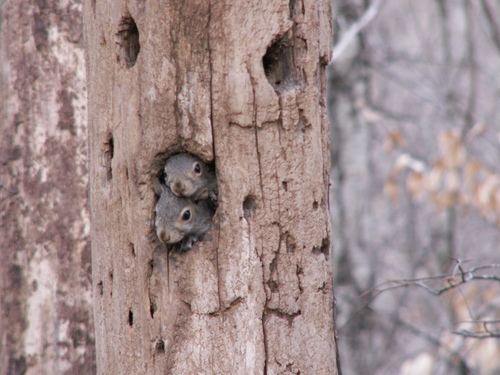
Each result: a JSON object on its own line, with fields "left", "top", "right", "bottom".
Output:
{"left": 329, "top": 1, "right": 500, "bottom": 374}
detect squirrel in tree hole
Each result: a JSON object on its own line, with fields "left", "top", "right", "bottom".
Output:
{"left": 163, "top": 153, "right": 217, "bottom": 202}
{"left": 153, "top": 179, "right": 213, "bottom": 251}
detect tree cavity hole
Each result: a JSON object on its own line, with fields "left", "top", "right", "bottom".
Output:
{"left": 115, "top": 14, "right": 140, "bottom": 68}
{"left": 243, "top": 195, "right": 257, "bottom": 219}
{"left": 262, "top": 34, "right": 296, "bottom": 93}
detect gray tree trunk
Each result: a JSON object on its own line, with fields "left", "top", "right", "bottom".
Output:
{"left": 0, "top": 0, "right": 94, "bottom": 374}
{"left": 84, "top": 0, "right": 338, "bottom": 373}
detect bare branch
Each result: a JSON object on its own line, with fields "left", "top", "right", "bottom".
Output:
{"left": 479, "top": 0, "right": 500, "bottom": 55}
{"left": 387, "top": 312, "right": 470, "bottom": 370}
{"left": 368, "top": 263, "right": 500, "bottom": 297}
{"left": 331, "top": 0, "right": 386, "bottom": 62}
{"left": 453, "top": 331, "right": 500, "bottom": 339}
{"left": 365, "top": 263, "right": 500, "bottom": 339}
{"left": 453, "top": 320, "right": 500, "bottom": 339}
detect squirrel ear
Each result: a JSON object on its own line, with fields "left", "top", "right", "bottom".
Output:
{"left": 153, "top": 178, "right": 166, "bottom": 196}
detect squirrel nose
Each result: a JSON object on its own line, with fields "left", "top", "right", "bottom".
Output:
{"left": 174, "top": 181, "right": 186, "bottom": 195}
{"left": 158, "top": 229, "right": 170, "bottom": 243}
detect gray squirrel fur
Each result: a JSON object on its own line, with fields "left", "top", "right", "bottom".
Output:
{"left": 153, "top": 179, "right": 213, "bottom": 251}
{"left": 163, "top": 153, "right": 217, "bottom": 202}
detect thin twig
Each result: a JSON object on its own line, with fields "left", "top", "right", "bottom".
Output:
{"left": 331, "top": 0, "right": 386, "bottom": 62}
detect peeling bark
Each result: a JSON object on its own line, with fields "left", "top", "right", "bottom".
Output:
{"left": 85, "top": 0, "right": 338, "bottom": 373}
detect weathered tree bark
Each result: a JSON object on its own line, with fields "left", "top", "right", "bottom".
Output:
{"left": 0, "top": 0, "right": 95, "bottom": 374}
{"left": 84, "top": 0, "right": 337, "bottom": 373}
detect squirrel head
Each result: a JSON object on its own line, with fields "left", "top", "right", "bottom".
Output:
{"left": 164, "top": 154, "right": 211, "bottom": 200}
{"left": 153, "top": 180, "right": 211, "bottom": 245}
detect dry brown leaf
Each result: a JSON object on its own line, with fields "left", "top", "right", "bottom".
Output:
{"left": 477, "top": 174, "right": 499, "bottom": 211}
{"left": 384, "top": 129, "right": 405, "bottom": 152}
{"left": 465, "top": 123, "right": 487, "bottom": 142}
{"left": 439, "top": 130, "right": 466, "bottom": 168}
{"left": 407, "top": 171, "right": 425, "bottom": 198}
{"left": 445, "top": 170, "right": 460, "bottom": 193}
{"left": 464, "top": 160, "right": 483, "bottom": 184}
{"left": 384, "top": 178, "right": 399, "bottom": 202}
{"left": 426, "top": 164, "right": 444, "bottom": 192}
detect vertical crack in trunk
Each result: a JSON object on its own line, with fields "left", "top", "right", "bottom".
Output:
{"left": 248, "top": 62, "right": 270, "bottom": 371}
{"left": 262, "top": 308, "right": 269, "bottom": 375}
{"left": 248, "top": 67, "right": 266, "bottom": 201}
{"left": 207, "top": 0, "right": 216, "bottom": 161}
{"left": 206, "top": 0, "right": 223, "bottom": 312}
{"left": 253, "top": 126, "right": 265, "bottom": 200}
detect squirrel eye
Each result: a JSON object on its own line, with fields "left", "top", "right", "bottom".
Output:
{"left": 194, "top": 163, "right": 201, "bottom": 174}
{"left": 181, "top": 209, "right": 191, "bottom": 221}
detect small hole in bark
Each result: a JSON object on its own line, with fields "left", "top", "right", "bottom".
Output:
{"left": 313, "top": 201, "right": 318, "bottom": 210}
{"left": 129, "top": 243, "right": 136, "bottom": 257}
{"left": 312, "top": 237, "right": 330, "bottom": 257}
{"left": 105, "top": 134, "right": 114, "bottom": 181}
{"left": 270, "top": 255, "right": 278, "bottom": 273}
{"left": 285, "top": 233, "right": 296, "bottom": 253}
{"left": 150, "top": 302, "right": 157, "bottom": 318}
{"left": 109, "top": 271, "right": 113, "bottom": 280}
{"left": 296, "top": 265, "right": 303, "bottom": 276}
{"left": 147, "top": 258, "right": 154, "bottom": 278}
{"left": 8, "top": 264, "right": 23, "bottom": 289}
{"left": 267, "top": 280, "right": 279, "bottom": 292}
{"left": 289, "top": 0, "right": 296, "bottom": 16}
{"left": 243, "top": 195, "right": 257, "bottom": 219}
{"left": 97, "top": 281, "right": 103, "bottom": 295}
{"left": 263, "top": 34, "right": 296, "bottom": 93}
{"left": 155, "top": 339, "right": 165, "bottom": 352}
{"left": 297, "top": 109, "right": 309, "bottom": 135}
{"left": 282, "top": 181, "right": 288, "bottom": 191}
{"left": 128, "top": 310, "right": 134, "bottom": 326}
{"left": 116, "top": 14, "right": 140, "bottom": 68}
{"left": 289, "top": 0, "right": 304, "bottom": 16}
{"left": 108, "top": 137, "right": 114, "bottom": 158}
{"left": 8, "top": 355, "right": 27, "bottom": 375}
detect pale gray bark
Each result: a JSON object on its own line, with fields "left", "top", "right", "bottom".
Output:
{"left": 0, "top": 0, "right": 94, "bottom": 374}
{"left": 85, "top": 0, "right": 338, "bottom": 374}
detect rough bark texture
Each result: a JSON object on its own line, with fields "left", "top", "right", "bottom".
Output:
{"left": 84, "top": 0, "right": 336, "bottom": 373}
{"left": 0, "top": 0, "right": 94, "bottom": 374}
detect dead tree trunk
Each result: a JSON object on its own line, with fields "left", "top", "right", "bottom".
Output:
{"left": 0, "top": 0, "right": 94, "bottom": 374}
{"left": 84, "top": 0, "right": 337, "bottom": 373}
